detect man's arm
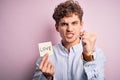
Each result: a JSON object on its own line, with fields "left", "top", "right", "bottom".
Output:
{"left": 83, "top": 48, "right": 105, "bottom": 80}
{"left": 80, "top": 31, "right": 105, "bottom": 80}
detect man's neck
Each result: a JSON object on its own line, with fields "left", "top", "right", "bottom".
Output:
{"left": 62, "top": 38, "right": 80, "bottom": 51}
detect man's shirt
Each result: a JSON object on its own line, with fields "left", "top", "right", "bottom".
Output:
{"left": 33, "top": 41, "right": 105, "bottom": 80}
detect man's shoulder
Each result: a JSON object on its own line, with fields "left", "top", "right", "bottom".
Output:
{"left": 53, "top": 43, "right": 61, "bottom": 50}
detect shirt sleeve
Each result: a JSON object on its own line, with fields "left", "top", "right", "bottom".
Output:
{"left": 32, "top": 58, "right": 48, "bottom": 80}
{"left": 83, "top": 48, "right": 106, "bottom": 80}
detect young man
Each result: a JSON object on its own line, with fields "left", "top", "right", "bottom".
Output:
{"left": 33, "top": 0, "right": 105, "bottom": 80}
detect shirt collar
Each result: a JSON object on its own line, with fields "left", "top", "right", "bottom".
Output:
{"left": 59, "top": 40, "right": 83, "bottom": 54}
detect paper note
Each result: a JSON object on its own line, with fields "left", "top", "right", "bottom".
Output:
{"left": 38, "top": 41, "right": 53, "bottom": 57}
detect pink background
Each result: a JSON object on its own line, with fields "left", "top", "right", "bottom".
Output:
{"left": 0, "top": 0, "right": 120, "bottom": 80}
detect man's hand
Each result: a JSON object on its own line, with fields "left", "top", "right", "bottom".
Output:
{"left": 39, "top": 54, "right": 54, "bottom": 80}
{"left": 80, "top": 30, "right": 96, "bottom": 61}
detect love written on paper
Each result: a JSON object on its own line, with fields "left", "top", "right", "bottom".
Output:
{"left": 38, "top": 41, "right": 53, "bottom": 57}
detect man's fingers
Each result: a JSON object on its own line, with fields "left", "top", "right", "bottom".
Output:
{"left": 41, "top": 61, "right": 54, "bottom": 76}
{"left": 39, "top": 53, "right": 48, "bottom": 69}
{"left": 80, "top": 30, "right": 85, "bottom": 36}
{"left": 38, "top": 53, "right": 54, "bottom": 78}
{"left": 44, "top": 61, "right": 51, "bottom": 73}
{"left": 80, "top": 30, "right": 88, "bottom": 37}
{"left": 50, "top": 64, "right": 54, "bottom": 75}
{"left": 82, "top": 38, "right": 90, "bottom": 46}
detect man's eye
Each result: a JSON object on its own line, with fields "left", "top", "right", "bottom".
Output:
{"left": 60, "top": 23, "right": 68, "bottom": 26}
{"left": 72, "top": 22, "right": 78, "bottom": 25}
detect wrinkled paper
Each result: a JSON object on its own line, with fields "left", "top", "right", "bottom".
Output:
{"left": 38, "top": 41, "right": 53, "bottom": 57}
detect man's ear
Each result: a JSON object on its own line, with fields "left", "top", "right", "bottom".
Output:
{"left": 55, "top": 24, "right": 59, "bottom": 32}
{"left": 80, "top": 21, "right": 84, "bottom": 29}
{"left": 81, "top": 21, "right": 83, "bottom": 26}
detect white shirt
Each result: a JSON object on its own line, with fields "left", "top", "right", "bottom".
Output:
{"left": 33, "top": 41, "right": 105, "bottom": 80}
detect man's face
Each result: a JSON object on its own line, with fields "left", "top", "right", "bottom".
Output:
{"left": 56, "top": 14, "right": 83, "bottom": 44}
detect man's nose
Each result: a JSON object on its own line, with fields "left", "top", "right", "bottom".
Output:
{"left": 67, "top": 24, "right": 73, "bottom": 32}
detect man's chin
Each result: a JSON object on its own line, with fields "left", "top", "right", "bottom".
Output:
{"left": 65, "top": 39, "right": 75, "bottom": 43}
{"left": 65, "top": 37, "right": 80, "bottom": 43}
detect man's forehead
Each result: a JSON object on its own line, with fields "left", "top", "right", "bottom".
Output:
{"left": 59, "top": 14, "right": 80, "bottom": 23}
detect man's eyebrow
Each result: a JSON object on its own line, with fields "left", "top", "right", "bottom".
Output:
{"left": 72, "top": 21, "right": 79, "bottom": 23}
{"left": 72, "top": 20, "right": 79, "bottom": 22}
{"left": 59, "top": 22, "right": 68, "bottom": 24}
